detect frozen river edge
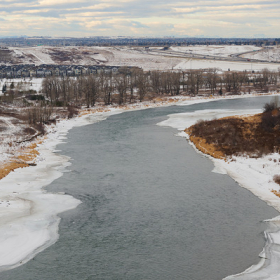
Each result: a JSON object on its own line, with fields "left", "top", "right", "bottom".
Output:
{"left": 158, "top": 95, "right": 280, "bottom": 280}
{"left": 0, "top": 93, "right": 279, "bottom": 277}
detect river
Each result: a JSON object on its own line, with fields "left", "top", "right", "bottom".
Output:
{"left": 1, "top": 96, "right": 279, "bottom": 280}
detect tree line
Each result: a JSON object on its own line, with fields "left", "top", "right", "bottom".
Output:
{"left": 41, "top": 67, "right": 280, "bottom": 107}
{"left": 1, "top": 67, "right": 280, "bottom": 130}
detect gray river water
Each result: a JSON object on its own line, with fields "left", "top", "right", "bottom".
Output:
{"left": 1, "top": 96, "right": 279, "bottom": 280}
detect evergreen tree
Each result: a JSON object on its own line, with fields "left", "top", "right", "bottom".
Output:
{"left": 2, "top": 84, "right": 7, "bottom": 93}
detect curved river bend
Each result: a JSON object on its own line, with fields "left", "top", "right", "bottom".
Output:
{"left": 1, "top": 96, "right": 279, "bottom": 280}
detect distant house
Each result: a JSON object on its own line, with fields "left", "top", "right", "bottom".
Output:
{"left": 60, "top": 70, "right": 67, "bottom": 76}
{"left": 30, "top": 70, "right": 36, "bottom": 77}
{"left": 21, "top": 70, "right": 30, "bottom": 77}
{"left": 82, "top": 68, "right": 88, "bottom": 75}
{"left": 89, "top": 67, "right": 97, "bottom": 74}
{"left": 36, "top": 69, "right": 45, "bottom": 76}
{"left": 54, "top": 68, "right": 60, "bottom": 76}
{"left": 45, "top": 70, "right": 52, "bottom": 76}
{"left": 75, "top": 69, "right": 81, "bottom": 76}
{"left": 67, "top": 70, "right": 74, "bottom": 76}
{"left": 6, "top": 71, "right": 13, "bottom": 77}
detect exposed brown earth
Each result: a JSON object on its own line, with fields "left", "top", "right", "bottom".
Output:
{"left": 185, "top": 109, "right": 280, "bottom": 159}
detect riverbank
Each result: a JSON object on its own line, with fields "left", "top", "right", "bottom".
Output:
{"left": 184, "top": 107, "right": 280, "bottom": 209}
{"left": 0, "top": 92, "right": 279, "bottom": 273}
{"left": 185, "top": 111, "right": 280, "bottom": 160}
{"left": 1, "top": 92, "right": 276, "bottom": 181}
{"left": 0, "top": 95, "right": 189, "bottom": 271}
{"left": 157, "top": 97, "right": 280, "bottom": 280}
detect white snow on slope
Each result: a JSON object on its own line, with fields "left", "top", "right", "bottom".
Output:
{"left": 170, "top": 45, "right": 261, "bottom": 57}
{"left": 6, "top": 45, "right": 280, "bottom": 72}
{"left": 0, "top": 78, "right": 43, "bottom": 95}
{"left": 242, "top": 47, "right": 280, "bottom": 63}
{"left": 174, "top": 58, "right": 280, "bottom": 72}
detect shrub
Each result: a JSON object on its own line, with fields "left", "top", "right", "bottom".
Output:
{"left": 273, "top": 175, "right": 280, "bottom": 186}
{"left": 54, "top": 100, "right": 64, "bottom": 107}
{"left": 263, "top": 102, "right": 277, "bottom": 113}
{"left": 261, "top": 112, "right": 279, "bottom": 131}
{"left": 23, "top": 127, "right": 36, "bottom": 135}
{"left": 67, "top": 105, "right": 79, "bottom": 119}
{"left": 263, "top": 97, "right": 279, "bottom": 113}
{"left": 26, "top": 94, "right": 45, "bottom": 101}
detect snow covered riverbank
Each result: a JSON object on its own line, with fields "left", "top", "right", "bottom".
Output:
{"left": 0, "top": 92, "right": 279, "bottom": 274}
{"left": 158, "top": 96, "right": 280, "bottom": 280}
{"left": 0, "top": 97, "right": 192, "bottom": 271}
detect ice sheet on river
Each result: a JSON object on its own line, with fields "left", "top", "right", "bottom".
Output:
{"left": 0, "top": 109, "right": 123, "bottom": 271}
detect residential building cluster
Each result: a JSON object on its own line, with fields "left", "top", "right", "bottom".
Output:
{"left": 0, "top": 64, "right": 123, "bottom": 78}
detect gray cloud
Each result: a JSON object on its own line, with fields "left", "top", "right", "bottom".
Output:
{"left": 0, "top": 0, "right": 279, "bottom": 37}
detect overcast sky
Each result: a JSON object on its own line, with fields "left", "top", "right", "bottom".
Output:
{"left": 0, "top": 0, "right": 279, "bottom": 38}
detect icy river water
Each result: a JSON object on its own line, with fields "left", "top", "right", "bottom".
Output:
{"left": 1, "top": 96, "right": 279, "bottom": 280}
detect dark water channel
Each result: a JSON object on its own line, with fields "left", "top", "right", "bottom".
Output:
{"left": 2, "top": 96, "right": 279, "bottom": 280}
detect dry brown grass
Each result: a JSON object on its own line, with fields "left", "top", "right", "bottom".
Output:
{"left": 17, "top": 142, "right": 39, "bottom": 162}
{"left": 272, "top": 189, "right": 280, "bottom": 198}
{"left": 185, "top": 128, "right": 226, "bottom": 159}
{"left": 0, "top": 161, "right": 29, "bottom": 180}
{"left": 79, "top": 97, "right": 180, "bottom": 116}
{"left": 79, "top": 107, "right": 110, "bottom": 116}
{"left": 0, "top": 140, "right": 42, "bottom": 180}
{"left": 185, "top": 112, "right": 280, "bottom": 159}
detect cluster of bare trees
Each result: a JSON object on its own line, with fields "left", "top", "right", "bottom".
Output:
{"left": 42, "top": 68, "right": 150, "bottom": 107}
{"left": 1, "top": 66, "right": 279, "bottom": 135}
{"left": 27, "top": 106, "right": 53, "bottom": 125}
{"left": 41, "top": 67, "right": 280, "bottom": 108}
{"left": 42, "top": 68, "right": 194, "bottom": 107}
{"left": 183, "top": 68, "right": 280, "bottom": 95}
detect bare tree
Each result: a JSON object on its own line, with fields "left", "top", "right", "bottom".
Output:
{"left": 114, "top": 73, "right": 128, "bottom": 105}
{"left": 136, "top": 71, "right": 149, "bottom": 101}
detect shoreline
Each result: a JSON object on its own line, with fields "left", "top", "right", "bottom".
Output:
{"left": 0, "top": 92, "right": 279, "bottom": 273}
{"left": 157, "top": 98, "right": 280, "bottom": 280}
{"left": 2, "top": 91, "right": 276, "bottom": 181}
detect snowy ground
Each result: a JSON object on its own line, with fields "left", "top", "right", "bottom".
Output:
{"left": 241, "top": 47, "right": 280, "bottom": 63}
{"left": 5, "top": 45, "right": 280, "bottom": 72}
{"left": 173, "top": 58, "right": 280, "bottom": 72}
{"left": 0, "top": 115, "right": 32, "bottom": 163}
{"left": 170, "top": 45, "right": 261, "bottom": 57}
{"left": 0, "top": 78, "right": 43, "bottom": 95}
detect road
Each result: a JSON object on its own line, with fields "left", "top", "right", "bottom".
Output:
{"left": 133, "top": 47, "right": 278, "bottom": 65}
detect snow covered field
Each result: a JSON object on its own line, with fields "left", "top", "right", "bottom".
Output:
{"left": 170, "top": 45, "right": 261, "bottom": 57}
{"left": 0, "top": 78, "right": 43, "bottom": 95}
{"left": 5, "top": 45, "right": 280, "bottom": 72}
{"left": 173, "top": 58, "right": 280, "bottom": 72}
{"left": 241, "top": 47, "right": 280, "bottom": 63}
